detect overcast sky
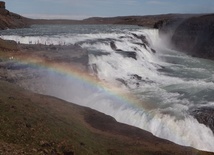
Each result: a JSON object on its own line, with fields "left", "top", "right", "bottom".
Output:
{"left": 4, "top": 0, "right": 214, "bottom": 19}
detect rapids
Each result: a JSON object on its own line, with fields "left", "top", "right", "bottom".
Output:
{"left": 1, "top": 24, "right": 214, "bottom": 152}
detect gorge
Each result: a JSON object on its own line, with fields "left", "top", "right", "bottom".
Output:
{"left": 0, "top": 1, "right": 214, "bottom": 154}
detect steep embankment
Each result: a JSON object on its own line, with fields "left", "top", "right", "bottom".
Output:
{"left": 0, "top": 1, "right": 28, "bottom": 30}
{"left": 0, "top": 1, "right": 28, "bottom": 51}
{"left": 0, "top": 79, "right": 213, "bottom": 155}
{"left": 156, "top": 14, "right": 214, "bottom": 134}
{"left": 158, "top": 14, "right": 214, "bottom": 60}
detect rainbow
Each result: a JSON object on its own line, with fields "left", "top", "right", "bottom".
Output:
{"left": 2, "top": 51, "right": 212, "bottom": 152}
{"left": 3, "top": 52, "right": 148, "bottom": 110}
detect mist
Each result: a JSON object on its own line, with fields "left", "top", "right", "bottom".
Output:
{"left": 3, "top": 24, "right": 214, "bottom": 152}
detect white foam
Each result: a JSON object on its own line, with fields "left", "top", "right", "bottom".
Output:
{"left": 31, "top": 70, "right": 214, "bottom": 152}
{"left": 0, "top": 33, "right": 126, "bottom": 45}
{"left": 3, "top": 25, "right": 214, "bottom": 152}
{"left": 38, "top": 72, "right": 214, "bottom": 152}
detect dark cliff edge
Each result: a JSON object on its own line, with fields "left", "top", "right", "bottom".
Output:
{"left": 0, "top": 1, "right": 28, "bottom": 29}
{"left": 0, "top": 9, "right": 29, "bottom": 30}
{"left": 157, "top": 14, "right": 214, "bottom": 60}
{"left": 0, "top": 2, "right": 214, "bottom": 153}
{"left": 155, "top": 14, "right": 214, "bottom": 133}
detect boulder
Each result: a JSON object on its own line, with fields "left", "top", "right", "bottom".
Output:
{"left": 132, "top": 33, "right": 150, "bottom": 46}
{"left": 116, "top": 51, "right": 137, "bottom": 60}
{"left": 0, "top": 38, "right": 18, "bottom": 51}
{"left": 191, "top": 107, "right": 214, "bottom": 133}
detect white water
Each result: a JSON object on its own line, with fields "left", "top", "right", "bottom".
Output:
{"left": 1, "top": 25, "right": 214, "bottom": 152}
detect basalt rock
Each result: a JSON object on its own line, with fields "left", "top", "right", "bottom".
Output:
{"left": 191, "top": 107, "right": 214, "bottom": 134}
{"left": 116, "top": 51, "right": 137, "bottom": 60}
{"left": 132, "top": 33, "right": 150, "bottom": 46}
{"left": 0, "top": 1, "right": 29, "bottom": 30}
{"left": 0, "top": 38, "right": 18, "bottom": 51}
{"left": 110, "top": 41, "right": 117, "bottom": 51}
{"left": 158, "top": 14, "right": 214, "bottom": 60}
{"left": 110, "top": 41, "right": 137, "bottom": 59}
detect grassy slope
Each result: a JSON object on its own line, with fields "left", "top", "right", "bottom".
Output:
{"left": 0, "top": 80, "right": 213, "bottom": 155}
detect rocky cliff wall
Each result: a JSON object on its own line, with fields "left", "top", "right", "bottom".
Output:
{"left": 158, "top": 14, "right": 214, "bottom": 60}
{"left": 0, "top": 1, "right": 29, "bottom": 30}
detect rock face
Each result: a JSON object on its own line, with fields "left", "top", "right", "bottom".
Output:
{"left": 0, "top": 1, "right": 29, "bottom": 30}
{"left": 191, "top": 107, "right": 214, "bottom": 134}
{"left": 0, "top": 38, "right": 18, "bottom": 51}
{"left": 156, "top": 14, "right": 214, "bottom": 134}
{"left": 158, "top": 14, "right": 214, "bottom": 60}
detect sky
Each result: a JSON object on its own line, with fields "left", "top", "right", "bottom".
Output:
{"left": 4, "top": 0, "right": 214, "bottom": 20}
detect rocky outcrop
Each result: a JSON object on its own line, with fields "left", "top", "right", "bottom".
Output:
{"left": 0, "top": 38, "right": 18, "bottom": 51}
{"left": 156, "top": 14, "right": 214, "bottom": 133}
{"left": 0, "top": 1, "right": 29, "bottom": 30}
{"left": 158, "top": 14, "right": 214, "bottom": 60}
{"left": 191, "top": 107, "right": 214, "bottom": 134}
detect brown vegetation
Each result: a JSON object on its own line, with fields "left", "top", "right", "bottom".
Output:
{"left": 0, "top": 2, "right": 213, "bottom": 154}
{"left": 0, "top": 79, "right": 213, "bottom": 155}
{"left": 0, "top": 39, "right": 213, "bottom": 155}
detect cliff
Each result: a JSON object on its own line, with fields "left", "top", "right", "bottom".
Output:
{"left": 157, "top": 14, "right": 214, "bottom": 60}
{"left": 155, "top": 14, "right": 214, "bottom": 132}
{"left": 0, "top": 1, "right": 29, "bottom": 30}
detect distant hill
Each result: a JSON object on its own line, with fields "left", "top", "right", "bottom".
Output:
{"left": 28, "top": 14, "right": 196, "bottom": 28}
{"left": 0, "top": 1, "right": 198, "bottom": 29}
